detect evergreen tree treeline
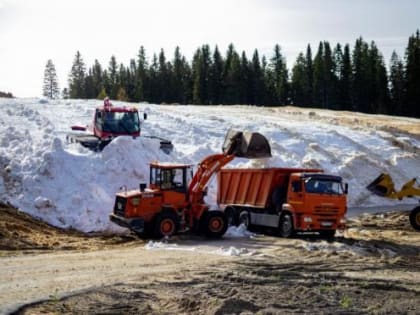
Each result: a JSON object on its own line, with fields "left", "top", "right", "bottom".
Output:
{"left": 66, "top": 30, "right": 420, "bottom": 118}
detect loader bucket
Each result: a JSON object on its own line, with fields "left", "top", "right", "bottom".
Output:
{"left": 366, "top": 173, "right": 396, "bottom": 197}
{"left": 222, "top": 129, "right": 271, "bottom": 158}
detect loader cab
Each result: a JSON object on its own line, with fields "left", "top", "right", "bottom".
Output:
{"left": 149, "top": 162, "right": 192, "bottom": 193}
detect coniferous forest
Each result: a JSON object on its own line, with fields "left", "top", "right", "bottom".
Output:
{"left": 62, "top": 30, "right": 420, "bottom": 118}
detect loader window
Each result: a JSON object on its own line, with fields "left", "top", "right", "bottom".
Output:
{"left": 150, "top": 166, "right": 187, "bottom": 192}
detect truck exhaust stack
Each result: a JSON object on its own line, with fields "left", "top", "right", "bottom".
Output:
{"left": 222, "top": 129, "right": 271, "bottom": 159}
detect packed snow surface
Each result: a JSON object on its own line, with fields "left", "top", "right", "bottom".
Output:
{"left": 0, "top": 98, "right": 419, "bottom": 232}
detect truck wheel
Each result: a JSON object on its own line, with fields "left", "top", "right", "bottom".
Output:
{"left": 409, "top": 206, "right": 420, "bottom": 231}
{"left": 202, "top": 211, "right": 228, "bottom": 238}
{"left": 279, "top": 213, "right": 294, "bottom": 238}
{"left": 154, "top": 212, "right": 178, "bottom": 238}
{"left": 238, "top": 211, "right": 250, "bottom": 229}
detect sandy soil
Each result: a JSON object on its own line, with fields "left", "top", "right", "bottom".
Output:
{"left": 1, "top": 203, "right": 419, "bottom": 315}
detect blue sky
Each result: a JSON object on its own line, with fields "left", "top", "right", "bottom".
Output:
{"left": 0, "top": 0, "right": 419, "bottom": 97}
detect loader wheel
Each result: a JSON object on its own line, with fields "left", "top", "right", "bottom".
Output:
{"left": 279, "top": 213, "right": 295, "bottom": 238}
{"left": 409, "top": 206, "right": 420, "bottom": 231}
{"left": 154, "top": 212, "right": 178, "bottom": 238}
{"left": 202, "top": 211, "right": 228, "bottom": 238}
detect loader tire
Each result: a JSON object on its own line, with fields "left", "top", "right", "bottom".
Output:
{"left": 409, "top": 206, "right": 420, "bottom": 231}
{"left": 154, "top": 212, "right": 178, "bottom": 238}
{"left": 279, "top": 213, "right": 295, "bottom": 238}
{"left": 201, "top": 211, "right": 228, "bottom": 238}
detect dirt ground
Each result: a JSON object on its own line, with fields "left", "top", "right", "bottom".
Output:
{"left": 1, "top": 203, "right": 419, "bottom": 315}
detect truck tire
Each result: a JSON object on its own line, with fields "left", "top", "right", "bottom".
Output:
{"left": 279, "top": 213, "right": 294, "bottom": 238}
{"left": 154, "top": 212, "right": 178, "bottom": 238}
{"left": 201, "top": 211, "right": 228, "bottom": 238}
{"left": 409, "top": 206, "right": 420, "bottom": 231}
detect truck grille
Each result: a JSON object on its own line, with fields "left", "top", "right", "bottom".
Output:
{"left": 114, "top": 196, "right": 127, "bottom": 217}
{"left": 314, "top": 206, "right": 339, "bottom": 215}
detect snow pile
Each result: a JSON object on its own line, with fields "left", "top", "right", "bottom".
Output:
{"left": 145, "top": 240, "right": 256, "bottom": 257}
{"left": 0, "top": 98, "right": 419, "bottom": 232}
{"left": 225, "top": 224, "right": 257, "bottom": 238}
{"left": 302, "top": 240, "right": 398, "bottom": 258}
{"left": 144, "top": 241, "right": 197, "bottom": 252}
{"left": 215, "top": 246, "right": 256, "bottom": 257}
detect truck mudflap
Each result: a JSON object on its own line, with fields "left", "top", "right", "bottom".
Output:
{"left": 109, "top": 214, "right": 145, "bottom": 233}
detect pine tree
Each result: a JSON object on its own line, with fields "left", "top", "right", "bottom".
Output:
{"left": 222, "top": 44, "right": 241, "bottom": 104}
{"left": 84, "top": 69, "right": 95, "bottom": 99}
{"left": 291, "top": 53, "right": 308, "bottom": 106}
{"left": 42, "top": 59, "right": 60, "bottom": 99}
{"left": 108, "top": 55, "right": 118, "bottom": 99}
{"left": 269, "top": 44, "right": 289, "bottom": 105}
{"left": 148, "top": 54, "right": 159, "bottom": 103}
{"left": 304, "top": 45, "right": 314, "bottom": 106}
{"left": 339, "top": 44, "right": 353, "bottom": 110}
{"left": 91, "top": 59, "right": 104, "bottom": 98}
{"left": 239, "top": 51, "right": 251, "bottom": 104}
{"left": 404, "top": 30, "right": 420, "bottom": 118}
{"left": 250, "top": 49, "right": 264, "bottom": 105}
{"left": 210, "top": 46, "right": 224, "bottom": 105}
{"left": 192, "top": 48, "right": 202, "bottom": 104}
{"left": 352, "top": 37, "right": 369, "bottom": 112}
{"left": 68, "top": 51, "right": 86, "bottom": 99}
{"left": 313, "top": 42, "right": 326, "bottom": 108}
{"left": 389, "top": 51, "right": 405, "bottom": 115}
{"left": 135, "top": 46, "right": 148, "bottom": 102}
{"left": 126, "top": 59, "right": 137, "bottom": 101}
{"left": 172, "top": 46, "right": 191, "bottom": 104}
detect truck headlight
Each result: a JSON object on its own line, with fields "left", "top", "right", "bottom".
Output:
{"left": 340, "top": 217, "right": 346, "bottom": 224}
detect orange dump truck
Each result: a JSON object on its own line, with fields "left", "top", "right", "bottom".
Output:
{"left": 217, "top": 168, "right": 348, "bottom": 237}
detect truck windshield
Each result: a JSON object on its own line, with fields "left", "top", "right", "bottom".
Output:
{"left": 304, "top": 178, "right": 344, "bottom": 195}
{"left": 101, "top": 112, "right": 140, "bottom": 133}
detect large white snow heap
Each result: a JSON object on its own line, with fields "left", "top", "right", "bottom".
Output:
{"left": 0, "top": 98, "right": 419, "bottom": 232}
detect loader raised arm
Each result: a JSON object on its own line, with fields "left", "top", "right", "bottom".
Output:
{"left": 366, "top": 173, "right": 420, "bottom": 230}
{"left": 187, "top": 130, "right": 271, "bottom": 226}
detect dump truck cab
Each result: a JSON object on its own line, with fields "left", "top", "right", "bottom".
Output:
{"left": 283, "top": 172, "right": 347, "bottom": 235}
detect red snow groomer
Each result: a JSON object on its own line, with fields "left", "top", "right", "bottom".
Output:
{"left": 66, "top": 98, "right": 173, "bottom": 153}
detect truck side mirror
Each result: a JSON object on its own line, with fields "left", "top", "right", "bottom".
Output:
{"left": 143, "top": 113, "right": 147, "bottom": 120}
{"left": 344, "top": 183, "right": 349, "bottom": 195}
{"left": 139, "top": 183, "right": 147, "bottom": 192}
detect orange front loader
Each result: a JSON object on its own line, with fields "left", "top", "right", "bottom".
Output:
{"left": 109, "top": 130, "right": 271, "bottom": 238}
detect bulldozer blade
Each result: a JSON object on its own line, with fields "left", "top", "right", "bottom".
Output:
{"left": 222, "top": 129, "right": 271, "bottom": 158}
{"left": 366, "top": 173, "right": 395, "bottom": 197}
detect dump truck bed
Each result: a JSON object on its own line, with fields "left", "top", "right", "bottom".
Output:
{"left": 217, "top": 168, "right": 322, "bottom": 208}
